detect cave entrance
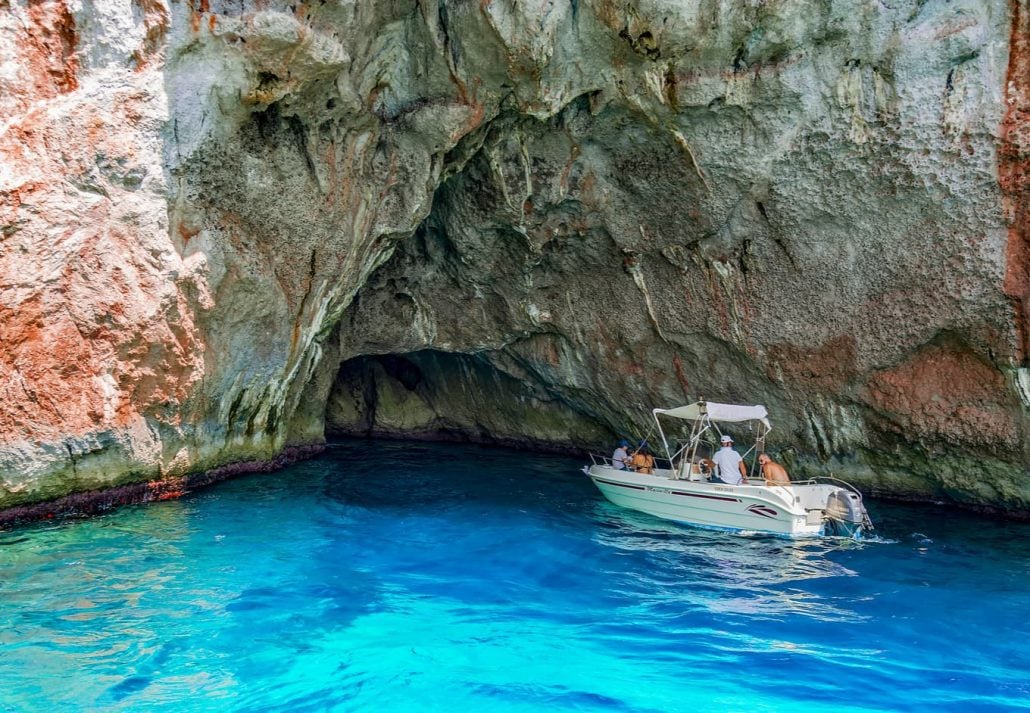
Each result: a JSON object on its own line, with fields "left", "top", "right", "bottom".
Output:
{"left": 325, "top": 350, "right": 613, "bottom": 451}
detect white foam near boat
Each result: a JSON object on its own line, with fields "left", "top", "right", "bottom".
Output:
{"left": 584, "top": 401, "right": 874, "bottom": 538}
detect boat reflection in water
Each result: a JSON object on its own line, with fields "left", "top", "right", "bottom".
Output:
{"left": 590, "top": 503, "right": 869, "bottom": 623}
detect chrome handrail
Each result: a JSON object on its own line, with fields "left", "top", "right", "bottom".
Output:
{"left": 586, "top": 453, "right": 676, "bottom": 471}
{"left": 785, "top": 475, "right": 866, "bottom": 501}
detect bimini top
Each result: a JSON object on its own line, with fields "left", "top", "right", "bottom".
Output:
{"left": 653, "top": 401, "right": 770, "bottom": 428}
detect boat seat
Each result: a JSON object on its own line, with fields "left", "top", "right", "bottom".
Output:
{"left": 676, "top": 462, "right": 710, "bottom": 482}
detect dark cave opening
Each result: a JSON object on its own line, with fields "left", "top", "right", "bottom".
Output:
{"left": 324, "top": 350, "right": 614, "bottom": 452}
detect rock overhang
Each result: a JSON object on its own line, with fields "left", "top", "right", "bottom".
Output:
{"left": 0, "top": 0, "right": 1027, "bottom": 517}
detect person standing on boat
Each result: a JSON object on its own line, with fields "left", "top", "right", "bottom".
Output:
{"left": 758, "top": 453, "right": 790, "bottom": 485}
{"left": 712, "top": 435, "right": 747, "bottom": 485}
{"left": 611, "top": 440, "right": 631, "bottom": 470}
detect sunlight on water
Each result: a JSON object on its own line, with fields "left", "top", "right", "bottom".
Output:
{"left": 1, "top": 440, "right": 1028, "bottom": 712}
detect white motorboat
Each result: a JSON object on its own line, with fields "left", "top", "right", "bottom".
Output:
{"left": 584, "top": 401, "right": 873, "bottom": 538}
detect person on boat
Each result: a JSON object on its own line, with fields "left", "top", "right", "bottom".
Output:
{"left": 611, "top": 440, "right": 631, "bottom": 470}
{"left": 712, "top": 435, "right": 747, "bottom": 485}
{"left": 758, "top": 453, "right": 790, "bottom": 485}
{"left": 631, "top": 445, "right": 655, "bottom": 474}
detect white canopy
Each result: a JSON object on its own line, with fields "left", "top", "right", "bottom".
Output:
{"left": 653, "top": 401, "right": 770, "bottom": 428}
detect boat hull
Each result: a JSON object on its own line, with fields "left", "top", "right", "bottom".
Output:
{"left": 587, "top": 465, "right": 849, "bottom": 537}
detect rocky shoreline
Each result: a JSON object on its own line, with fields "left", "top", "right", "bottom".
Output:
{"left": 0, "top": 444, "right": 325, "bottom": 530}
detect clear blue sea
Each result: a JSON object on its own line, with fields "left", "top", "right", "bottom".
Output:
{"left": 1, "top": 440, "right": 1028, "bottom": 712}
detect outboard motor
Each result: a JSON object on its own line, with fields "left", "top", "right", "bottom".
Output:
{"left": 823, "top": 489, "right": 872, "bottom": 538}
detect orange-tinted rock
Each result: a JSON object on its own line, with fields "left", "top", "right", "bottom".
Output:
{"left": 862, "top": 342, "right": 1020, "bottom": 451}
{"left": 765, "top": 336, "right": 860, "bottom": 392}
{"left": 22, "top": 0, "right": 78, "bottom": 94}
{"left": 132, "top": 0, "right": 171, "bottom": 70}
{"left": 1000, "top": 0, "right": 1030, "bottom": 361}
{"left": 0, "top": 93, "right": 203, "bottom": 447}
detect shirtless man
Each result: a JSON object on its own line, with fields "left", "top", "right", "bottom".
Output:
{"left": 758, "top": 453, "right": 791, "bottom": 486}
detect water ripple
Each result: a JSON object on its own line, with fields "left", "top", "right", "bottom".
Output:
{"left": 2, "top": 440, "right": 1029, "bottom": 712}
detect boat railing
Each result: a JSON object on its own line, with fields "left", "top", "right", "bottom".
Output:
{"left": 587, "top": 453, "right": 676, "bottom": 471}
{"left": 786, "top": 475, "right": 866, "bottom": 500}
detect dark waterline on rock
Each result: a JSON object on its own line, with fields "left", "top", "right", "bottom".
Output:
{"left": 1, "top": 440, "right": 1028, "bottom": 711}
{"left": 4, "top": 436, "right": 1029, "bottom": 529}
{"left": 0, "top": 445, "right": 327, "bottom": 530}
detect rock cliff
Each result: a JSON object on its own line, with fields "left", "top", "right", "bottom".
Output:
{"left": 1, "top": 0, "right": 1028, "bottom": 516}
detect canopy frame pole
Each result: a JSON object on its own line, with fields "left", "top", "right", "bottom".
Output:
{"left": 681, "top": 416, "right": 702, "bottom": 480}
{"left": 671, "top": 416, "right": 700, "bottom": 480}
{"left": 747, "top": 423, "right": 772, "bottom": 479}
{"left": 654, "top": 411, "right": 671, "bottom": 467}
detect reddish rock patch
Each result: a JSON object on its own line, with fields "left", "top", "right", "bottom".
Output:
{"left": 132, "top": 0, "right": 170, "bottom": 70}
{"left": 22, "top": 0, "right": 79, "bottom": 98}
{"left": 0, "top": 292, "right": 99, "bottom": 437}
{"left": 671, "top": 354, "right": 690, "bottom": 394}
{"left": 862, "top": 342, "right": 1020, "bottom": 450}
{"left": 765, "top": 335, "right": 859, "bottom": 391}
{"left": 1000, "top": 0, "right": 1030, "bottom": 361}
{"left": 0, "top": 84, "right": 204, "bottom": 446}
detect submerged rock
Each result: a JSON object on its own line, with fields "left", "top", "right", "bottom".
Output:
{"left": 0, "top": 0, "right": 1027, "bottom": 515}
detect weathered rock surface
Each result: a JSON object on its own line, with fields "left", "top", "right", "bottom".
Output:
{"left": 1, "top": 0, "right": 1028, "bottom": 516}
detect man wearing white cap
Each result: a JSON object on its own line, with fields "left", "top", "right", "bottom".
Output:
{"left": 712, "top": 434, "right": 747, "bottom": 485}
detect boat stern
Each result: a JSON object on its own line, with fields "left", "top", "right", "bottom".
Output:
{"left": 822, "top": 488, "right": 874, "bottom": 538}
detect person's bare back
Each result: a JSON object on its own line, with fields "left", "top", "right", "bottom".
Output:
{"left": 758, "top": 454, "right": 790, "bottom": 485}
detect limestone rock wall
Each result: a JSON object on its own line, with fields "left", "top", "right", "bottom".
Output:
{"left": 1, "top": 0, "right": 1027, "bottom": 514}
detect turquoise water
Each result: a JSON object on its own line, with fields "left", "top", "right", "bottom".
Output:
{"left": 1, "top": 440, "right": 1028, "bottom": 712}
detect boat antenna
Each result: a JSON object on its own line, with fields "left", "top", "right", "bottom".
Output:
{"left": 637, "top": 420, "right": 657, "bottom": 450}
{"left": 628, "top": 410, "right": 657, "bottom": 453}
